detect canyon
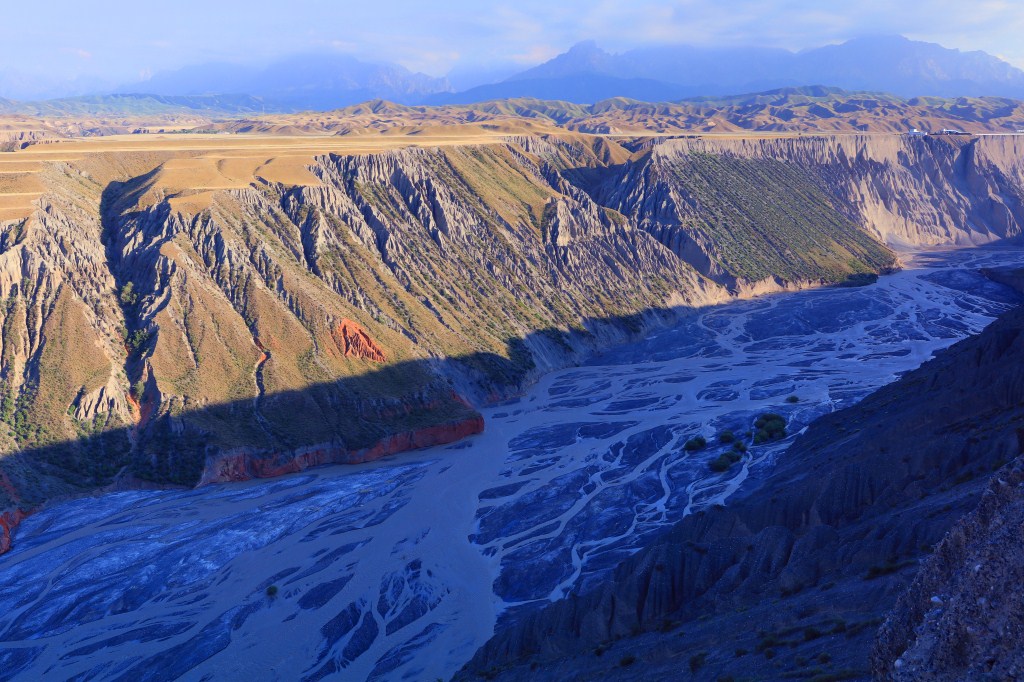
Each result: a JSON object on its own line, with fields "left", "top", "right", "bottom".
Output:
{"left": 0, "top": 246, "right": 1019, "bottom": 681}
{"left": 0, "top": 117, "right": 1023, "bottom": 680}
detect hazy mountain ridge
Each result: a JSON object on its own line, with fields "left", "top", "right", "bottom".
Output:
{"left": 478, "top": 36, "right": 1024, "bottom": 104}
{"left": 6, "top": 87, "right": 1024, "bottom": 140}
{"left": 3, "top": 35, "right": 1021, "bottom": 111}
{"left": 122, "top": 53, "right": 452, "bottom": 110}
{"left": 0, "top": 93, "right": 269, "bottom": 117}
{"left": 425, "top": 75, "right": 697, "bottom": 107}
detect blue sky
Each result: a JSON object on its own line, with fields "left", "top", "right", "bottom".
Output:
{"left": 5, "top": 0, "right": 1024, "bottom": 96}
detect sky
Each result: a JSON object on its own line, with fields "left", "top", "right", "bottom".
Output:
{"left": 4, "top": 0, "right": 1024, "bottom": 98}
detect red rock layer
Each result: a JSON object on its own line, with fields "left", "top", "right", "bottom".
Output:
{"left": 0, "top": 392, "right": 483, "bottom": 554}
{"left": 199, "top": 413, "right": 485, "bottom": 485}
{"left": 0, "top": 509, "right": 26, "bottom": 554}
{"left": 331, "top": 319, "right": 386, "bottom": 362}
{"left": 0, "top": 414, "right": 484, "bottom": 554}
{"left": 126, "top": 391, "right": 142, "bottom": 424}
{"left": 0, "top": 472, "right": 26, "bottom": 554}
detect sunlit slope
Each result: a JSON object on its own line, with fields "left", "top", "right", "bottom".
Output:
{"left": 0, "top": 134, "right": 722, "bottom": 515}
{"left": 570, "top": 134, "right": 1024, "bottom": 288}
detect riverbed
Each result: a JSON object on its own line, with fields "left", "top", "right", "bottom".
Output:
{"left": 0, "top": 247, "right": 1020, "bottom": 681}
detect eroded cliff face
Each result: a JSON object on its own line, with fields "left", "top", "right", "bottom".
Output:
{"left": 571, "top": 135, "right": 1024, "bottom": 289}
{"left": 0, "top": 137, "right": 725, "bottom": 552}
{"left": 0, "top": 132, "right": 1019, "bottom": 554}
{"left": 688, "top": 135, "right": 1024, "bottom": 247}
{"left": 873, "top": 456, "right": 1024, "bottom": 681}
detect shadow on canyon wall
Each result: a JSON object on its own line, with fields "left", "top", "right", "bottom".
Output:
{"left": 0, "top": 294, "right": 714, "bottom": 513}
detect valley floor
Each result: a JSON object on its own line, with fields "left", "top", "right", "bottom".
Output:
{"left": 0, "top": 246, "right": 1020, "bottom": 681}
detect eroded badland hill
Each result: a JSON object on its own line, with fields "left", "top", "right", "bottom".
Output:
{"left": 0, "top": 117, "right": 1022, "bottom": 559}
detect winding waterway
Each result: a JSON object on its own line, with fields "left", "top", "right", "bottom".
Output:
{"left": 0, "top": 247, "right": 1021, "bottom": 681}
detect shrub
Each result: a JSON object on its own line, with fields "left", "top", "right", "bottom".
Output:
{"left": 127, "top": 328, "right": 151, "bottom": 353}
{"left": 619, "top": 654, "right": 637, "bottom": 667}
{"left": 119, "top": 282, "right": 138, "bottom": 306}
{"left": 753, "top": 413, "right": 787, "bottom": 442}
{"left": 732, "top": 441, "right": 748, "bottom": 454}
{"left": 719, "top": 429, "right": 736, "bottom": 444}
{"left": 839, "top": 272, "right": 879, "bottom": 287}
{"left": 709, "top": 454, "right": 733, "bottom": 472}
{"left": 786, "top": 395, "right": 800, "bottom": 403}
{"left": 689, "top": 651, "right": 707, "bottom": 673}
{"left": 685, "top": 435, "right": 708, "bottom": 451}
{"left": 266, "top": 585, "right": 279, "bottom": 598}
{"left": 754, "top": 413, "right": 786, "bottom": 429}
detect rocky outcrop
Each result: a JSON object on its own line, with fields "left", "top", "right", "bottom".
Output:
{"left": 873, "top": 457, "right": 1024, "bottom": 681}
{"left": 0, "top": 508, "right": 25, "bottom": 554}
{"left": 979, "top": 265, "right": 1024, "bottom": 293}
{"left": 458, "top": 298, "right": 1024, "bottom": 681}
{"left": 0, "top": 471, "right": 26, "bottom": 554}
{"left": 330, "top": 318, "right": 386, "bottom": 362}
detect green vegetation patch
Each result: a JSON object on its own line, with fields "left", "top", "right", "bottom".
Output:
{"left": 753, "top": 412, "right": 787, "bottom": 444}
{"left": 684, "top": 435, "right": 708, "bottom": 451}
{"left": 647, "top": 152, "right": 896, "bottom": 284}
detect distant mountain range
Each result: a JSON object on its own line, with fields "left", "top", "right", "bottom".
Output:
{"left": 0, "top": 93, "right": 268, "bottom": 117}
{"left": 120, "top": 54, "right": 452, "bottom": 111}
{"left": 2, "top": 36, "right": 1023, "bottom": 114}
{"left": 5, "top": 86, "right": 1024, "bottom": 139}
{"left": 433, "top": 36, "right": 1024, "bottom": 104}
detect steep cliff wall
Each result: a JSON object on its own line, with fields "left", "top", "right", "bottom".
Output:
{"left": 0, "top": 138, "right": 725, "bottom": 552}
{"left": 0, "top": 132, "right": 1020, "bottom": 555}
{"left": 568, "top": 135, "right": 1024, "bottom": 290}
{"left": 653, "top": 135, "right": 1023, "bottom": 250}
